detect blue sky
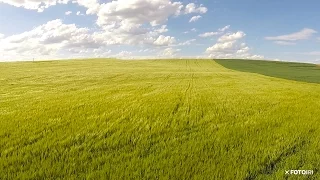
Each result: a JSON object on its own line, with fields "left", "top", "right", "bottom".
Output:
{"left": 0, "top": 0, "right": 319, "bottom": 63}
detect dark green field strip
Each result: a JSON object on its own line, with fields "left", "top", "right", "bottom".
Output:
{"left": 215, "top": 59, "right": 320, "bottom": 84}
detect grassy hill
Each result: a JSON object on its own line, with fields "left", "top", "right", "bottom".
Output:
{"left": 1, "top": 59, "right": 320, "bottom": 179}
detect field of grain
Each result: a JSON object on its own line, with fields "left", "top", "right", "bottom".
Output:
{"left": 1, "top": 59, "right": 320, "bottom": 179}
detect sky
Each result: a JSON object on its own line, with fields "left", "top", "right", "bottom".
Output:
{"left": 0, "top": 0, "right": 320, "bottom": 63}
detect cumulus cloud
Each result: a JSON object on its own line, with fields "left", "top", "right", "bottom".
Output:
{"left": 206, "top": 31, "right": 263, "bottom": 59}
{"left": 72, "top": 0, "right": 100, "bottom": 15}
{"left": 154, "top": 25, "right": 169, "bottom": 34}
{"left": 0, "top": 0, "right": 204, "bottom": 48}
{"left": 206, "top": 41, "right": 236, "bottom": 53}
{"left": 185, "top": 3, "right": 208, "bottom": 14}
{"left": 0, "top": 18, "right": 179, "bottom": 60}
{"left": 0, "top": 19, "right": 108, "bottom": 60}
{"left": 97, "top": 0, "right": 184, "bottom": 28}
{"left": 0, "top": 0, "right": 101, "bottom": 14}
{"left": 0, "top": 0, "right": 69, "bottom": 12}
{"left": 159, "top": 47, "right": 181, "bottom": 57}
{"left": 189, "top": 15, "right": 202, "bottom": 22}
{"left": 154, "top": 35, "right": 176, "bottom": 46}
{"left": 218, "top": 31, "right": 246, "bottom": 42}
{"left": 90, "top": 0, "right": 190, "bottom": 48}
{"left": 265, "top": 28, "right": 317, "bottom": 41}
{"left": 0, "top": 0, "right": 212, "bottom": 60}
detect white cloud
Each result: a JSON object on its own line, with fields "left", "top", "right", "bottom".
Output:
{"left": 92, "top": 48, "right": 111, "bottom": 57}
{"left": 154, "top": 35, "right": 176, "bottom": 46}
{"left": 0, "top": 0, "right": 69, "bottom": 12}
{"left": 138, "top": 48, "right": 156, "bottom": 53}
{"left": 274, "top": 41, "right": 296, "bottom": 45}
{"left": 86, "top": 23, "right": 173, "bottom": 47}
{"left": 65, "top": 11, "right": 72, "bottom": 15}
{"left": 189, "top": 15, "right": 201, "bottom": 23}
{"left": 219, "top": 25, "right": 230, "bottom": 32}
{"left": 159, "top": 47, "right": 181, "bottom": 57}
{"left": 0, "top": 19, "right": 108, "bottom": 60}
{"left": 206, "top": 31, "right": 263, "bottom": 59}
{"left": 68, "top": 48, "right": 112, "bottom": 59}
{"left": 90, "top": 0, "right": 190, "bottom": 48}
{"left": 185, "top": 3, "right": 207, "bottom": 14}
{"left": 0, "top": 0, "right": 209, "bottom": 19}
{"left": 236, "top": 45, "right": 250, "bottom": 54}
{"left": 0, "top": 0, "right": 102, "bottom": 14}
{"left": 0, "top": 0, "right": 203, "bottom": 47}
{"left": 248, "top": 55, "right": 264, "bottom": 59}
{"left": 115, "top": 51, "right": 132, "bottom": 58}
{"left": 0, "top": 33, "right": 4, "bottom": 39}
{"left": 72, "top": 0, "right": 100, "bottom": 15}
{"left": 199, "top": 32, "right": 220, "bottom": 38}
{"left": 206, "top": 41, "right": 236, "bottom": 53}
{"left": 199, "top": 25, "right": 231, "bottom": 38}
{"left": 265, "top": 28, "right": 317, "bottom": 41}
{"left": 0, "top": 0, "right": 212, "bottom": 61}
{"left": 154, "top": 25, "right": 168, "bottom": 34}
{"left": 218, "top": 31, "right": 246, "bottom": 42}
{"left": 97, "top": 0, "right": 183, "bottom": 28}
{"left": 177, "top": 39, "right": 196, "bottom": 46}
{"left": 76, "top": 11, "right": 84, "bottom": 16}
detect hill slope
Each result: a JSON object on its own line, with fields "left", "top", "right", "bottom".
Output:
{"left": 1, "top": 59, "right": 320, "bottom": 179}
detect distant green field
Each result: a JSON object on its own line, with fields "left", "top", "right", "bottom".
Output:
{"left": 216, "top": 59, "right": 320, "bottom": 84}
{"left": 1, "top": 59, "right": 320, "bottom": 179}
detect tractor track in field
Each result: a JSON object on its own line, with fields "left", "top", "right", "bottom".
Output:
{"left": 169, "top": 60, "right": 194, "bottom": 117}
{"left": 245, "top": 139, "right": 310, "bottom": 180}
{"left": 184, "top": 60, "right": 194, "bottom": 115}
{"left": 193, "top": 60, "right": 219, "bottom": 118}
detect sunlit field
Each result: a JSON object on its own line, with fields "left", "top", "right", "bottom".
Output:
{"left": 1, "top": 59, "right": 320, "bottom": 179}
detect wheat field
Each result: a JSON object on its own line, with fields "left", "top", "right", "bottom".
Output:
{"left": 1, "top": 59, "right": 320, "bottom": 179}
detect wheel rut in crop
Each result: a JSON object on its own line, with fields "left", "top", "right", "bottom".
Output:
{"left": 245, "top": 140, "right": 308, "bottom": 180}
{"left": 184, "top": 60, "right": 194, "bottom": 116}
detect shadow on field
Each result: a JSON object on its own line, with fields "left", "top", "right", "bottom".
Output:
{"left": 215, "top": 59, "right": 320, "bottom": 84}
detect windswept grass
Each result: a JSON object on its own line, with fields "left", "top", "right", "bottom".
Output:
{"left": 0, "top": 59, "right": 320, "bottom": 179}
{"left": 215, "top": 59, "right": 320, "bottom": 84}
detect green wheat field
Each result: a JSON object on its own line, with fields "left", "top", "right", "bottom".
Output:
{"left": 1, "top": 59, "right": 320, "bottom": 179}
